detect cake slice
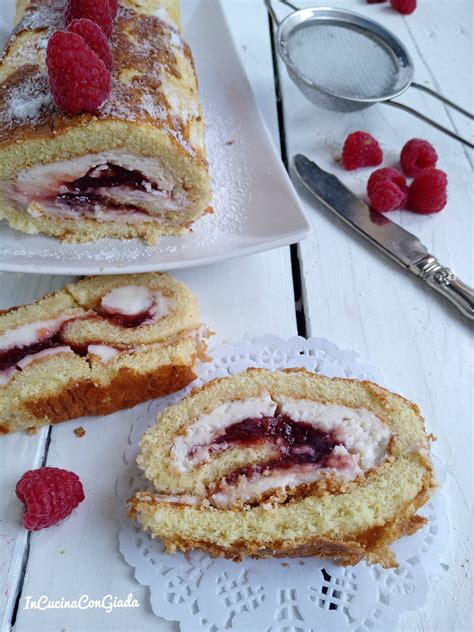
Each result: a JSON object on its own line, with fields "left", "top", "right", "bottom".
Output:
{"left": 0, "top": 273, "right": 210, "bottom": 434}
{"left": 129, "top": 368, "right": 435, "bottom": 567}
{"left": 0, "top": 0, "right": 211, "bottom": 243}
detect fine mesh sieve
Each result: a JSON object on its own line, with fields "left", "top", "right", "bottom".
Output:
{"left": 265, "top": 0, "right": 473, "bottom": 148}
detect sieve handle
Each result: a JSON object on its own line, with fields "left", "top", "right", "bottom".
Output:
{"left": 264, "top": 0, "right": 298, "bottom": 26}
{"left": 411, "top": 82, "right": 474, "bottom": 119}
{"left": 384, "top": 101, "right": 474, "bottom": 149}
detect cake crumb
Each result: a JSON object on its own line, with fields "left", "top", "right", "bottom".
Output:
{"left": 74, "top": 426, "right": 86, "bottom": 438}
{"left": 26, "top": 427, "right": 37, "bottom": 435}
{"left": 225, "top": 139, "right": 235, "bottom": 145}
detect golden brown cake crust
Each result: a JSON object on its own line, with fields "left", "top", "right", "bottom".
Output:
{"left": 129, "top": 367, "right": 436, "bottom": 567}
{"left": 23, "top": 364, "right": 196, "bottom": 426}
{"left": 0, "top": 1, "right": 206, "bottom": 165}
{"left": 129, "top": 476, "right": 432, "bottom": 569}
{"left": 0, "top": 272, "right": 207, "bottom": 434}
{"left": 0, "top": 1, "right": 212, "bottom": 243}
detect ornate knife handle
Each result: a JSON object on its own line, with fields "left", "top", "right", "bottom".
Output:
{"left": 411, "top": 256, "right": 474, "bottom": 321}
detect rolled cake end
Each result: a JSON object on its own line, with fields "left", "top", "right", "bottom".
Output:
{"left": 130, "top": 368, "right": 435, "bottom": 567}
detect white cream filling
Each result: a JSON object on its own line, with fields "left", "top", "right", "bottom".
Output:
{"left": 0, "top": 366, "right": 19, "bottom": 385}
{"left": 0, "top": 314, "right": 78, "bottom": 352}
{"left": 210, "top": 446, "right": 361, "bottom": 508}
{"left": 16, "top": 345, "right": 73, "bottom": 369}
{"left": 275, "top": 396, "right": 391, "bottom": 471}
{"left": 0, "top": 346, "right": 74, "bottom": 385}
{"left": 87, "top": 344, "right": 120, "bottom": 363}
{"left": 168, "top": 394, "right": 392, "bottom": 506}
{"left": 171, "top": 396, "right": 278, "bottom": 473}
{"left": 2, "top": 151, "right": 191, "bottom": 222}
{"left": 87, "top": 325, "right": 209, "bottom": 365}
{"left": 101, "top": 285, "right": 153, "bottom": 316}
{"left": 100, "top": 285, "right": 172, "bottom": 324}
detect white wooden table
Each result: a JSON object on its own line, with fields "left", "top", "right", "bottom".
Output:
{"left": 1, "top": 1, "right": 472, "bottom": 630}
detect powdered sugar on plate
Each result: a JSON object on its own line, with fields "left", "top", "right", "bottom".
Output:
{"left": 0, "top": 0, "right": 310, "bottom": 273}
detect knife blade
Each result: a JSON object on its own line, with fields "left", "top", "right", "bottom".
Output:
{"left": 293, "top": 154, "right": 474, "bottom": 321}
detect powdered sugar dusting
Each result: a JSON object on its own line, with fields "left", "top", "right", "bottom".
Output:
{"left": 11, "top": 0, "right": 63, "bottom": 36}
{"left": 152, "top": 8, "right": 177, "bottom": 29}
{"left": 0, "top": 1, "right": 307, "bottom": 272}
{"left": 140, "top": 94, "right": 166, "bottom": 120}
{"left": 5, "top": 72, "right": 52, "bottom": 123}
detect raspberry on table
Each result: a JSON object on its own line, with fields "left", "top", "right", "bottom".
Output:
{"left": 390, "top": 0, "right": 417, "bottom": 14}
{"left": 342, "top": 131, "right": 383, "bottom": 171}
{"left": 367, "top": 167, "right": 408, "bottom": 199}
{"left": 407, "top": 169, "right": 448, "bottom": 214}
{"left": 46, "top": 31, "right": 111, "bottom": 116}
{"left": 68, "top": 19, "right": 113, "bottom": 70}
{"left": 16, "top": 467, "right": 85, "bottom": 531}
{"left": 65, "top": 0, "right": 113, "bottom": 38}
{"left": 367, "top": 167, "right": 408, "bottom": 212}
{"left": 400, "top": 138, "right": 438, "bottom": 177}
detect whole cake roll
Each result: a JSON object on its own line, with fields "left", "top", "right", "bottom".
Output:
{"left": 130, "top": 368, "right": 435, "bottom": 567}
{"left": 0, "top": 272, "right": 210, "bottom": 434}
{"left": 0, "top": 0, "right": 212, "bottom": 243}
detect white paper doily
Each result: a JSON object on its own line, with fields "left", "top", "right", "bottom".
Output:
{"left": 117, "top": 336, "right": 449, "bottom": 632}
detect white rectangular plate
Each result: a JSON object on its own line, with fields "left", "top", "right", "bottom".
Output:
{"left": 0, "top": 0, "right": 310, "bottom": 275}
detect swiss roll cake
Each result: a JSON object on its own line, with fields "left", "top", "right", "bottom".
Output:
{"left": 0, "top": 0, "right": 211, "bottom": 243}
{"left": 130, "top": 368, "right": 435, "bottom": 567}
{"left": 0, "top": 273, "right": 210, "bottom": 434}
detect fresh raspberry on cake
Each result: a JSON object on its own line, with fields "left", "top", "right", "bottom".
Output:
{"left": 46, "top": 31, "right": 111, "bottom": 116}
{"left": 65, "top": 0, "right": 113, "bottom": 38}
{"left": 390, "top": 0, "right": 416, "bottom": 14}
{"left": 367, "top": 167, "right": 408, "bottom": 212}
{"left": 108, "top": 0, "right": 119, "bottom": 18}
{"left": 342, "top": 132, "right": 383, "bottom": 170}
{"left": 407, "top": 168, "right": 448, "bottom": 214}
{"left": 400, "top": 139, "right": 438, "bottom": 177}
{"left": 67, "top": 19, "right": 113, "bottom": 71}
{"left": 16, "top": 467, "right": 85, "bottom": 531}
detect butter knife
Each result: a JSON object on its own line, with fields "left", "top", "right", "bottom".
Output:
{"left": 293, "top": 154, "right": 474, "bottom": 321}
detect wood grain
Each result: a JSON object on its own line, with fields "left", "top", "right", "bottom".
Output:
{"left": 276, "top": 2, "right": 472, "bottom": 632}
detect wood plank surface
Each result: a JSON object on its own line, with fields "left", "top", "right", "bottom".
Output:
{"left": 275, "top": 2, "right": 473, "bottom": 631}
{"left": 3, "top": 2, "right": 299, "bottom": 631}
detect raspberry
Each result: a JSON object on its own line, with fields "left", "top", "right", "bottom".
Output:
{"left": 16, "top": 467, "right": 85, "bottom": 531}
{"left": 389, "top": 0, "right": 417, "bottom": 14}
{"left": 407, "top": 169, "right": 448, "bottom": 214}
{"left": 68, "top": 19, "right": 113, "bottom": 70}
{"left": 65, "top": 0, "right": 113, "bottom": 38}
{"left": 47, "top": 31, "right": 111, "bottom": 116}
{"left": 400, "top": 138, "right": 438, "bottom": 177}
{"left": 367, "top": 167, "right": 408, "bottom": 211}
{"left": 341, "top": 131, "right": 383, "bottom": 171}
{"left": 108, "top": 0, "right": 118, "bottom": 18}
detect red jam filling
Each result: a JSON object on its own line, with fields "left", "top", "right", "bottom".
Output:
{"left": 69, "top": 163, "right": 162, "bottom": 194}
{"left": 0, "top": 322, "right": 94, "bottom": 372}
{"left": 55, "top": 163, "right": 164, "bottom": 214}
{"left": 211, "top": 415, "right": 342, "bottom": 484}
{"left": 0, "top": 307, "right": 157, "bottom": 373}
{"left": 99, "top": 308, "right": 154, "bottom": 328}
{"left": 56, "top": 192, "right": 150, "bottom": 215}
{"left": 0, "top": 332, "right": 64, "bottom": 371}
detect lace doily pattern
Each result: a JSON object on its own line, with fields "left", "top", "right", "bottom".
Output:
{"left": 117, "top": 335, "right": 449, "bottom": 632}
